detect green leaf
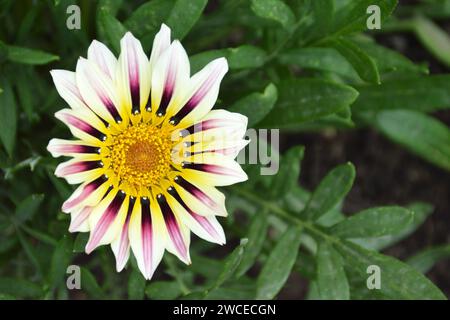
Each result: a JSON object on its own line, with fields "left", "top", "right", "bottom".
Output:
{"left": 128, "top": 269, "right": 146, "bottom": 300}
{"left": 256, "top": 226, "right": 302, "bottom": 299}
{"left": 250, "top": 0, "right": 296, "bottom": 30}
{"left": 278, "top": 47, "right": 360, "bottom": 79}
{"left": 325, "top": 37, "right": 380, "bottom": 84}
{"left": 311, "top": 0, "right": 334, "bottom": 38}
{"left": 73, "top": 233, "right": 89, "bottom": 253}
{"left": 228, "top": 83, "right": 277, "bottom": 127}
{"left": 331, "top": 0, "right": 397, "bottom": 36}
{"left": 98, "top": 8, "right": 127, "bottom": 54}
{"left": 190, "top": 45, "right": 267, "bottom": 73}
{"left": 4, "top": 43, "right": 59, "bottom": 65}
{"left": 269, "top": 146, "right": 305, "bottom": 199}
{"left": 356, "top": 40, "right": 428, "bottom": 75}
{"left": 407, "top": 244, "right": 450, "bottom": 274}
{"left": 0, "top": 277, "right": 43, "bottom": 298}
{"left": 124, "top": 0, "right": 173, "bottom": 39}
{"left": 350, "top": 202, "right": 434, "bottom": 251}
{"left": 338, "top": 240, "right": 446, "bottom": 300}
{"left": 16, "top": 229, "right": 42, "bottom": 275}
{"left": 316, "top": 242, "right": 350, "bottom": 300}
{"left": 15, "top": 194, "right": 44, "bottom": 224}
{"left": 49, "top": 235, "right": 72, "bottom": 290}
{"left": 235, "top": 213, "right": 269, "bottom": 277}
{"left": 259, "top": 79, "right": 359, "bottom": 128}
{"left": 0, "top": 78, "right": 17, "bottom": 156}
{"left": 81, "top": 267, "right": 104, "bottom": 299}
{"left": 206, "top": 285, "right": 256, "bottom": 300}
{"left": 330, "top": 206, "right": 414, "bottom": 238}
{"left": 302, "top": 163, "right": 356, "bottom": 221}
{"left": 353, "top": 75, "right": 450, "bottom": 113}
{"left": 212, "top": 239, "right": 248, "bottom": 290}
{"left": 146, "top": 281, "right": 182, "bottom": 300}
{"left": 166, "top": 0, "right": 207, "bottom": 39}
{"left": 375, "top": 110, "right": 450, "bottom": 171}
{"left": 413, "top": 15, "right": 450, "bottom": 67}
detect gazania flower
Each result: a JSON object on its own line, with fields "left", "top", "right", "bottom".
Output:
{"left": 47, "top": 24, "right": 248, "bottom": 279}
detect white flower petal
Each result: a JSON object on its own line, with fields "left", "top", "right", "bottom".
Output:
{"left": 87, "top": 40, "right": 117, "bottom": 79}
{"left": 116, "top": 32, "right": 151, "bottom": 117}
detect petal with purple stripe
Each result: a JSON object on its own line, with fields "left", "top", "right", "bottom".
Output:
{"left": 166, "top": 187, "right": 225, "bottom": 245}
{"left": 180, "top": 153, "right": 248, "bottom": 187}
{"left": 171, "top": 174, "right": 227, "bottom": 217}
{"left": 169, "top": 58, "right": 228, "bottom": 128}
{"left": 157, "top": 194, "right": 191, "bottom": 264}
{"left": 47, "top": 138, "right": 101, "bottom": 158}
{"left": 117, "top": 33, "right": 151, "bottom": 117}
{"left": 151, "top": 41, "right": 190, "bottom": 123}
{"left": 55, "top": 159, "right": 104, "bottom": 184}
{"left": 129, "top": 197, "right": 165, "bottom": 280}
{"left": 76, "top": 58, "right": 126, "bottom": 125}
{"left": 111, "top": 197, "right": 136, "bottom": 272}
{"left": 69, "top": 206, "right": 93, "bottom": 233}
{"left": 85, "top": 190, "right": 128, "bottom": 254}
{"left": 62, "top": 175, "right": 110, "bottom": 213}
{"left": 55, "top": 109, "right": 107, "bottom": 143}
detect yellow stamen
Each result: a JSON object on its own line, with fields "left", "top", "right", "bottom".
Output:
{"left": 103, "top": 122, "right": 173, "bottom": 193}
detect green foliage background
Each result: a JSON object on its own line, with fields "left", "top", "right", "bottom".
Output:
{"left": 0, "top": 0, "right": 449, "bottom": 299}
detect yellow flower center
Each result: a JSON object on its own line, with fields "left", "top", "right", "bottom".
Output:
{"left": 105, "top": 122, "right": 173, "bottom": 193}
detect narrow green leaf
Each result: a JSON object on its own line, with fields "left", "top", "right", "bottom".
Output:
{"left": 0, "top": 78, "right": 17, "bottom": 156}
{"left": 0, "top": 277, "right": 43, "bottom": 298}
{"left": 227, "top": 45, "right": 268, "bottom": 70}
{"left": 250, "top": 0, "right": 296, "bottom": 30}
{"left": 15, "top": 69, "right": 37, "bottom": 121}
{"left": 337, "top": 240, "right": 446, "bottom": 300}
{"left": 190, "top": 45, "right": 267, "bottom": 73}
{"left": 166, "top": 0, "right": 207, "bottom": 39}
{"left": 407, "top": 244, "right": 450, "bottom": 274}
{"left": 269, "top": 146, "right": 305, "bottom": 199}
{"left": 316, "top": 242, "right": 350, "bottom": 300}
{"left": 73, "top": 233, "right": 89, "bottom": 253}
{"left": 350, "top": 202, "right": 434, "bottom": 250}
{"left": 278, "top": 47, "right": 360, "bottom": 79}
{"left": 81, "top": 267, "right": 104, "bottom": 299}
{"left": 353, "top": 75, "right": 450, "bottom": 113}
{"left": 330, "top": 206, "right": 414, "bottom": 238}
{"left": 259, "top": 79, "right": 359, "bottom": 128}
{"left": 332, "top": 0, "right": 397, "bottom": 36}
{"left": 146, "top": 281, "right": 182, "bottom": 300}
{"left": 256, "top": 226, "right": 302, "bottom": 299}
{"left": 413, "top": 15, "right": 450, "bottom": 67}
{"left": 124, "top": 0, "right": 173, "bottom": 39}
{"left": 235, "top": 214, "right": 269, "bottom": 277}
{"left": 98, "top": 9, "right": 127, "bottom": 53}
{"left": 206, "top": 285, "right": 256, "bottom": 300}
{"left": 128, "top": 269, "right": 146, "bottom": 300}
{"left": 375, "top": 110, "right": 450, "bottom": 171}
{"left": 16, "top": 229, "right": 42, "bottom": 275}
{"left": 15, "top": 194, "right": 44, "bottom": 224}
{"left": 303, "top": 163, "right": 356, "bottom": 221}
{"left": 356, "top": 40, "right": 428, "bottom": 75}
{"left": 326, "top": 37, "right": 380, "bottom": 84}
{"left": 49, "top": 236, "right": 72, "bottom": 289}
{"left": 5, "top": 44, "right": 59, "bottom": 65}
{"left": 213, "top": 239, "right": 248, "bottom": 290}
{"left": 311, "top": 0, "right": 334, "bottom": 38}
{"left": 229, "top": 83, "right": 277, "bottom": 127}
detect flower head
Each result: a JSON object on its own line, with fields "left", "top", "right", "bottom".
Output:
{"left": 48, "top": 24, "right": 248, "bottom": 279}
